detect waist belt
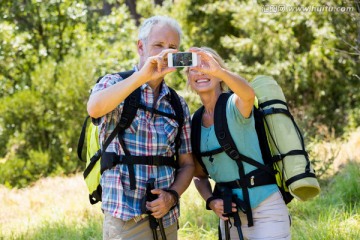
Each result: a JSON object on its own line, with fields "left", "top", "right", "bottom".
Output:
{"left": 101, "top": 152, "right": 178, "bottom": 190}
{"left": 216, "top": 168, "right": 276, "bottom": 190}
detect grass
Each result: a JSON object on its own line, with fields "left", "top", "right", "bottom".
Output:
{"left": 0, "top": 175, "right": 103, "bottom": 240}
{"left": 1, "top": 164, "right": 360, "bottom": 240}
{"left": 1, "top": 129, "right": 360, "bottom": 239}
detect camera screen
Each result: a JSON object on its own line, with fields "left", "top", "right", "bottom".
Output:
{"left": 172, "top": 52, "right": 193, "bottom": 67}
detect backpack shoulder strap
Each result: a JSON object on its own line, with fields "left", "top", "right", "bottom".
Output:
{"left": 213, "top": 93, "right": 240, "bottom": 160}
{"left": 78, "top": 70, "right": 136, "bottom": 162}
{"left": 168, "top": 87, "right": 184, "bottom": 131}
{"left": 83, "top": 86, "right": 140, "bottom": 178}
{"left": 118, "top": 86, "right": 181, "bottom": 190}
{"left": 102, "top": 70, "right": 138, "bottom": 153}
{"left": 214, "top": 93, "right": 269, "bottom": 169}
{"left": 168, "top": 87, "right": 184, "bottom": 166}
{"left": 214, "top": 92, "right": 255, "bottom": 226}
{"left": 191, "top": 106, "right": 209, "bottom": 175}
{"left": 77, "top": 116, "right": 90, "bottom": 162}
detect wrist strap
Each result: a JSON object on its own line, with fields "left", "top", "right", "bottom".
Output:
{"left": 165, "top": 189, "right": 180, "bottom": 207}
{"left": 206, "top": 196, "right": 219, "bottom": 210}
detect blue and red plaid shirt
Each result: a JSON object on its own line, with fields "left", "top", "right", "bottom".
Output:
{"left": 91, "top": 71, "right": 192, "bottom": 228}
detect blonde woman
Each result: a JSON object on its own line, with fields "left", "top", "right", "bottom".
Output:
{"left": 187, "top": 47, "right": 291, "bottom": 240}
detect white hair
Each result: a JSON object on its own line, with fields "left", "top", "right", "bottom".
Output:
{"left": 138, "top": 16, "right": 182, "bottom": 44}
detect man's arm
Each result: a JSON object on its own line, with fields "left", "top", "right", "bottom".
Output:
{"left": 87, "top": 71, "right": 146, "bottom": 119}
{"left": 170, "top": 152, "right": 195, "bottom": 196}
{"left": 87, "top": 49, "right": 177, "bottom": 119}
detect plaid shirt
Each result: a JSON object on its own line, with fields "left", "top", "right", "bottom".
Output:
{"left": 91, "top": 71, "right": 192, "bottom": 228}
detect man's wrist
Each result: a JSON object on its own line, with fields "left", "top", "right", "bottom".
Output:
{"left": 165, "top": 189, "right": 180, "bottom": 206}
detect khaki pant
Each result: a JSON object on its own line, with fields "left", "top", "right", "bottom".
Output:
{"left": 220, "top": 191, "right": 291, "bottom": 240}
{"left": 103, "top": 212, "right": 178, "bottom": 240}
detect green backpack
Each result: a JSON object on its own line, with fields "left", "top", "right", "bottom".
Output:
{"left": 191, "top": 91, "right": 318, "bottom": 226}
{"left": 77, "top": 71, "right": 184, "bottom": 204}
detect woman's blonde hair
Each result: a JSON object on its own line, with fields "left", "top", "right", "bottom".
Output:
{"left": 186, "top": 47, "right": 228, "bottom": 92}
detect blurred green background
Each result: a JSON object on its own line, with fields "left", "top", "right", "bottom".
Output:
{"left": 0, "top": 0, "right": 359, "bottom": 188}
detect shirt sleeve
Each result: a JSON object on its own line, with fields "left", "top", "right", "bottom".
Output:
{"left": 227, "top": 94, "right": 253, "bottom": 125}
{"left": 90, "top": 74, "right": 125, "bottom": 126}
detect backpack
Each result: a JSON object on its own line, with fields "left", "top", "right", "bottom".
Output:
{"left": 191, "top": 76, "right": 320, "bottom": 227}
{"left": 77, "top": 70, "right": 184, "bottom": 204}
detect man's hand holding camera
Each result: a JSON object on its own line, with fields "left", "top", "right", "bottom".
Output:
{"left": 139, "top": 49, "right": 178, "bottom": 82}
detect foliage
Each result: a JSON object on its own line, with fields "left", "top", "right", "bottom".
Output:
{"left": 0, "top": 0, "right": 359, "bottom": 187}
{"left": 180, "top": 0, "right": 360, "bottom": 136}
{"left": 0, "top": 1, "right": 138, "bottom": 187}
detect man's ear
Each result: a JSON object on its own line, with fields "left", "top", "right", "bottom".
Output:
{"left": 137, "top": 40, "right": 144, "bottom": 56}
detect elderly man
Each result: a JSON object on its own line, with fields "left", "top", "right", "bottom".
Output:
{"left": 87, "top": 16, "right": 194, "bottom": 240}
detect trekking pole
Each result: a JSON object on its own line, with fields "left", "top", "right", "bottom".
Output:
{"left": 158, "top": 218, "right": 167, "bottom": 240}
{"left": 224, "top": 219, "right": 230, "bottom": 240}
{"left": 233, "top": 213, "right": 244, "bottom": 240}
{"left": 149, "top": 216, "right": 159, "bottom": 240}
{"left": 145, "top": 178, "right": 159, "bottom": 240}
{"left": 232, "top": 197, "right": 246, "bottom": 240}
{"left": 219, "top": 186, "right": 232, "bottom": 240}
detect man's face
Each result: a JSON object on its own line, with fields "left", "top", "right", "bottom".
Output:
{"left": 138, "top": 23, "right": 180, "bottom": 68}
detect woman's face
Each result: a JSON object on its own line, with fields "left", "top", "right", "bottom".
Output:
{"left": 187, "top": 68, "right": 222, "bottom": 94}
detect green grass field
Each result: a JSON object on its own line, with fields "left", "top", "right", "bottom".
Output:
{"left": 1, "top": 161, "right": 359, "bottom": 240}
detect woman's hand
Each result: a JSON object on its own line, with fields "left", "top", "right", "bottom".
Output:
{"left": 208, "top": 198, "right": 237, "bottom": 221}
{"left": 188, "top": 47, "right": 223, "bottom": 77}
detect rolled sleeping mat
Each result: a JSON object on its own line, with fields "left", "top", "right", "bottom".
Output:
{"left": 250, "top": 75, "right": 320, "bottom": 201}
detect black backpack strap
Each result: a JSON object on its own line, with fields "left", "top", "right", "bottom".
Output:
{"left": 254, "top": 103, "right": 295, "bottom": 204}
{"left": 117, "top": 86, "right": 183, "bottom": 190}
{"left": 214, "top": 92, "right": 254, "bottom": 226}
{"left": 77, "top": 116, "right": 90, "bottom": 162}
{"left": 117, "top": 87, "right": 141, "bottom": 190}
{"left": 168, "top": 87, "right": 184, "bottom": 163}
{"left": 259, "top": 99, "right": 316, "bottom": 188}
{"left": 214, "top": 94, "right": 272, "bottom": 169}
{"left": 191, "top": 106, "right": 209, "bottom": 175}
{"left": 101, "top": 153, "right": 177, "bottom": 172}
{"left": 82, "top": 71, "right": 136, "bottom": 178}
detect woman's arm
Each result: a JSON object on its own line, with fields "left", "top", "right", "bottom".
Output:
{"left": 193, "top": 157, "right": 236, "bottom": 221}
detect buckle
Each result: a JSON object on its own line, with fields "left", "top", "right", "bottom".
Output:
{"left": 91, "top": 149, "right": 102, "bottom": 162}
{"left": 273, "top": 154, "right": 283, "bottom": 162}
{"left": 223, "top": 143, "right": 232, "bottom": 151}
{"left": 235, "top": 179, "right": 246, "bottom": 188}
{"left": 229, "top": 150, "right": 240, "bottom": 160}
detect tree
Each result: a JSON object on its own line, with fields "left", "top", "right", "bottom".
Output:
{"left": 0, "top": 1, "right": 138, "bottom": 187}
{"left": 180, "top": 0, "right": 360, "bottom": 135}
